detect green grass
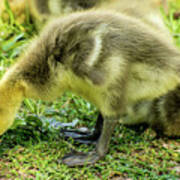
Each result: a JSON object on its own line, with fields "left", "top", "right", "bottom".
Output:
{"left": 0, "top": 1, "right": 180, "bottom": 179}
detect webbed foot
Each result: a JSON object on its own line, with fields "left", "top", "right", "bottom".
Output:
{"left": 60, "top": 113, "right": 103, "bottom": 144}
{"left": 60, "top": 129, "right": 99, "bottom": 144}
{"left": 62, "top": 151, "right": 100, "bottom": 167}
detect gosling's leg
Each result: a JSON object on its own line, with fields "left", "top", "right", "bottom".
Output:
{"left": 62, "top": 115, "right": 117, "bottom": 166}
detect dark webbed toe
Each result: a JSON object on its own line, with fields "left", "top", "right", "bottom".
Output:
{"left": 60, "top": 113, "right": 103, "bottom": 144}
{"left": 62, "top": 151, "right": 100, "bottom": 167}
{"left": 60, "top": 129, "right": 100, "bottom": 144}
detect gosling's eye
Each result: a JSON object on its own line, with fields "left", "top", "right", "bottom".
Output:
{"left": 54, "top": 53, "right": 61, "bottom": 62}
{"left": 53, "top": 46, "right": 65, "bottom": 62}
